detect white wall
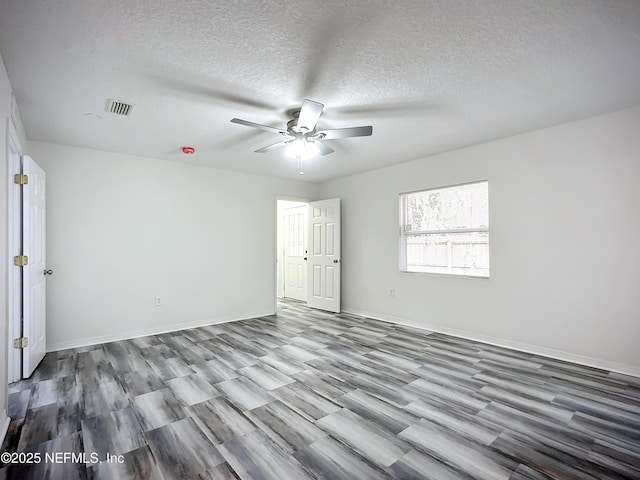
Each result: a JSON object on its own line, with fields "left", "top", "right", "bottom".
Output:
{"left": 321, "top": 106, "right": 640, "bottom": 375}
{"left": 28, "top": 141, "right": 319, "bottom": 350}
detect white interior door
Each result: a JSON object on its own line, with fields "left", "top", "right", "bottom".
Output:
{"left": 284, "top": 205, "right": 307, "bottom": 301}
{"left": 22, "top": 155, "right": 47, "bottom": 378}
{"left": 307, "top": 198, "right": 341, "bottom": 313}
{"left": 7, "top": 130, "right": 22, "bottom": 383}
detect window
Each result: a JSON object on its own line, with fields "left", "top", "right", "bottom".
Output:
{"left": 400, "top": 181, "right": 489, "bottom": 277}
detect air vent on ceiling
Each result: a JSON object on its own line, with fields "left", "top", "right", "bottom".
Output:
{"left": 106, "top": 99, "right": 133, "bottom": 116}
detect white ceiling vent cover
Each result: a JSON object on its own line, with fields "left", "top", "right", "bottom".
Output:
{"left": 106, "top": 99, "right": 133, "bottom": 116}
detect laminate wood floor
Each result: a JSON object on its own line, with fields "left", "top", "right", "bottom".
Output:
{"left": 1, "top": 300, "right": 639, "bottom": 479}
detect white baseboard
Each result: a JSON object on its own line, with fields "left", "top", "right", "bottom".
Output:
{"left": 0, "top": 410, "right": 10, "bottom": 446}
{"left": 343, "top": 307, "right": 640, "bottom": 378}
{"left": 46, "top": 310, "right": 274, "bottom": 352}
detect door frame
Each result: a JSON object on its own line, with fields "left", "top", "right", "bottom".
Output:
{"left": 7, "top": 123, "right": 22, "bottom": 383}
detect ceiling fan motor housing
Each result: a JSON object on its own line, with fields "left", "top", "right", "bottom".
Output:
{"left": 288, "top": 117, "right": 313, "bottom": 135}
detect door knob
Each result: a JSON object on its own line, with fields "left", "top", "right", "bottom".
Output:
{"left": 333, "top": 259, "right": 340, "bottom": 263}
{"left": 44, "top": 269, "right": 53, "bottom": 275}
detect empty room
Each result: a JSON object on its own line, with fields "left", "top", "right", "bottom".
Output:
{"left": 0, "top": 1, "right": 639, "bottom": 479}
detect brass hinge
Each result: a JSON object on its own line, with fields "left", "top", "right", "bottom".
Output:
{"left": 14, "top": 173, "right": 28, "bottom": 185}
{"left": 14, "top": 255, "right": 28, "bottom": 266}
{"left": 13, "top": 337, "right": 28, "bottom": 349}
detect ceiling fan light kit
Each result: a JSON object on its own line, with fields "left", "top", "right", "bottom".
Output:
{"left": 230, "top": 99, "right": 373, "bottom": 174}
{"left": 285, "top": 139, "right": 319, "bottom": 160}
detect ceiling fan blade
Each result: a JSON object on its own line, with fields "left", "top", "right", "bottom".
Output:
{"left": 142, "top": 70, "right": 277, "bottom": 111}
{"left": 333, "top": 101, "right": 439, "bottom": 116}
{"left": 317, "top": 125, "right": 373, "bottom": 139}
{"left": 231, "top": 118, "right": 286, "bottom": 135}
{"left": 297, "top": 99, "right": 324, "bottom": 131}
{"left": 255, "top": 140, "right": 288, "bottom": 153}
{"left": 315, "top": 141, "right": 334, "bottom": 156}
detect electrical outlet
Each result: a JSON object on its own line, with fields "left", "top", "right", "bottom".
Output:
{"left": 155, "top": 296, "right": 162, "bottom": 306}
{"left": 389, "top": 289, "right": 395, "bottom": 297}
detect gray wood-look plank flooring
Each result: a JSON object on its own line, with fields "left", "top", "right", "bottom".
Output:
{"left": 1, "top": 299, "right": 639, "bottom": 479}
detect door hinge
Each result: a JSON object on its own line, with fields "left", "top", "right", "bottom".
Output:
{"left": 14, "top": 173, "right": 28, "bottom": 185}
{"left": 14, "top": 255, "right": 28, "bottom": 266}
{"left": 13, "top": 337, "right": 28, "bottom": 349}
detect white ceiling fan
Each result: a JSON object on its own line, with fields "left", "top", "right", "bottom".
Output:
{"left": 230, "top": 99, "right": 372, "bottom": 174}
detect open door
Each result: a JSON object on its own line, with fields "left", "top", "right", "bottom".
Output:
{"left": 21, "top": 155, "right": 47, "bottom": 378}
{"left": 283, "top": 205, "right": 307, "bottom": 301}
{"left": 307, "top": 198, "right": 341, "bottom": 313}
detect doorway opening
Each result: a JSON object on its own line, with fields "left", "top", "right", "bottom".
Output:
{"left": 275, "top": 197, "right": 342, "bottom": 313}
{"left": 276, "top": 199, "right": 309, "bottom": 304}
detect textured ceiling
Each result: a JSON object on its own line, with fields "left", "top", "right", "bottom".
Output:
{"left": 1, "top": 0, "right": 639, "bottom": 182}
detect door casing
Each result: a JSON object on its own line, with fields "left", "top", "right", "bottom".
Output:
{"left": 275, "top": 197, "right": 341, "bottom": 313}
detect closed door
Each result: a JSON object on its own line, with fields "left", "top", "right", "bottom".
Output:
{"left": 307, "top": 198, "right": 341, "bottom": 313}
{"left": 22, "top": 155, "right": 47, "bottom": 378}
{"left": 284, "top": 205, "right": 307, "bottom": 301}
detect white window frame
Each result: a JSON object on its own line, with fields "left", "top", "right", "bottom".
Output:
{"left": 399, "top": 180, "right": 489, "bottom": 278}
